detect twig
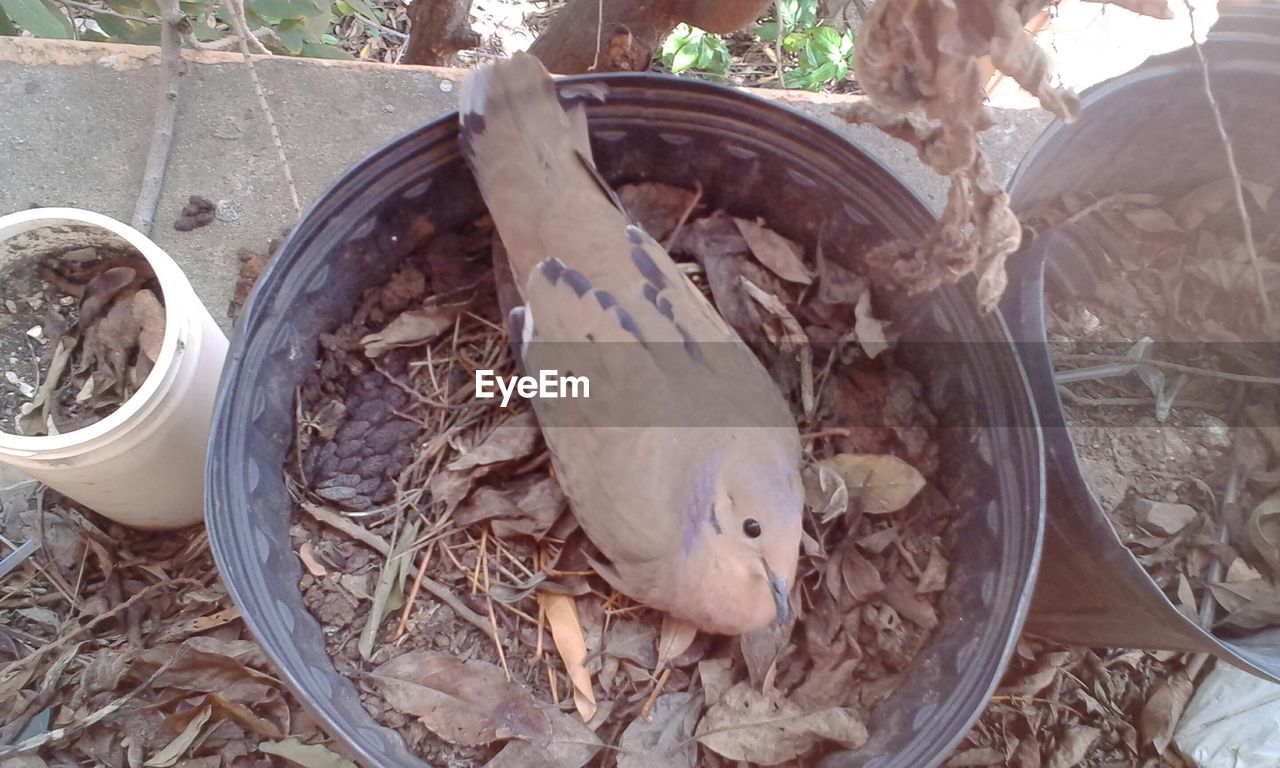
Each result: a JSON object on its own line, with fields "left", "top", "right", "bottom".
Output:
{"left": 1056, "top": 354, "right": 1280, "bottom": 386}
{"left": 1182, "top": 0, "right": 1273, "bottom": 328}
{"left": 57, "top": 0, "right": 158, "bottom": 24}
{"left": 300, "top": 500, "right": 390, "bottom": 555}
{"left": 415, "top": 572, "right": 493, "bottom": 635}
{"left": 589, "top": 0, "right": 603, "bottom": 71}
{"left": 661, "top": 180, "right": 703, "bottom": 251}
{"left": 0, "top": 657, "right": 177, "bottom": 758}
{"left": 396, "top": 541, "right": 434, "bottom": 638}
{"left": 773, "top": 0, "right": 784, "bottom": 84}
{"left": 227, "top": 0, "right": 302, "bottom": 217}
{"left": 0, "top": 578, "right": 198, "bottom": 680}
{"left": 131, "top": 0, "right": 184, "bottom": 236}
{"left": 184, "top": 27, "right": 274, "bottom": 51}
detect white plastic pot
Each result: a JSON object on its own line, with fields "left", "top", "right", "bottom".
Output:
{"left": 0, "top": 208, "right": 228, "bottom": 529}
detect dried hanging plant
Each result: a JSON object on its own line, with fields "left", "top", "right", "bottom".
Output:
{"left": 844, "top": 0, "right": 1174, "bottom": 311}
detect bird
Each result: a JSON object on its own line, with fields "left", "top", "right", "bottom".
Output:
{"left": 458, "top": 53, "right": 804, "bottom": 635}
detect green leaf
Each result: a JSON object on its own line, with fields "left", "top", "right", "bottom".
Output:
{"left": 301, "top": 40, "right": 353, "bottom": 58}
{"left": 670, "top": 40, "right": 699, "bottom": 73}
{"left": 810, "top": 25, "right": 841, "bottom": 57}
{"left": 336, "top": 0, "right": 384, "bottom": 24}
{"left": 754, "top": 20, "right": 778, "bottom": 41}
{"left": 0, "top": 5, "right": 18, "bottom": 34}
{"left": 695, "top": 40, "right": 714, "bottom": 69}
{"left": 247, "top": 0, "right": 321, "bottom": 20}
{"left": 274, "top": 17, "right": 306, "bottom": 51}
{"left": 781, "top": 30, "right": 806, "bottom": 53}
{"left": 0, "top": 0, "right": 71, "bottom": 38}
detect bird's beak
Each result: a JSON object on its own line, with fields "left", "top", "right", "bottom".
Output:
{"left": 763, "top": 561, "right": 790, "bottom": 626}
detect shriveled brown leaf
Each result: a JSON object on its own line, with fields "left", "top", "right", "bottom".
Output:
{"left": 696, "top": 683, "right": 868, "bottom": 765}
{"left": 143, "top": 704, "right": 211, "bottom": 767}
{"left": 734, "top": 217, "right": 812, "bottom": 285}
{"left": 1010, "top": 735, "right": 1042, "bottom": 768}
{"left": 1173, "top": 177, "right": 1273, "bottom": 229}
{"left": 853, "top": 291, "right": 893, "bottom": 358}
{"left": 483, "top": 706, "right": 602, "bottom": 768}
{"left": 839, "top": 548, "right": 885, "bottom": 602}
{"left": 884, "top": 574, "right": 938, "bottom": 630}
{"left": 543, "top": 594, "right": 597, "bottom": 722}
{"left": 447, "top": 411, "right": 540, "bottom": 471}
{"left": 366, "top": 651, "right": 550, "bottom": 746}
{"left": 617, "top": 183, "right": 698, "bottom": 241}
{"left": 739, "top": 612, "right": 794, "bottom": 689}
{"left": 604, "top": 619, "right": 658, "bottom": 668}
{"left": 803, "top": 462, "right": 850, "bottom": 524}
{"left": 360, "top": 303, "right": 463, "bottom": 357}
{"left": 917, "top": 544, "right": 948, "bottom": 593}
{"left": 1247, "top": 495, "right": 1280, "bottom": 578}
{"left": 1123, "top": 208, "right": 1182, "bottom": 234}
{"left": 821, "top": 454, "right": 925, "bottom": 514}
{"left": 616, "top": 692, "right": 702, "bottom": 768}
{"left": 258, "top": 739, "right": 357, "bottom": 768}
{"left": 168, "top": 692, "right": 285, "bottom": 740}
{"left": 1047, "top": 726, "right": 1100, "bottom": 768}
{"left": 998, "top": 650, "right": 1071, "bottom": 697}
{"left": 297, "top": 540, "right": 328, "bottom": 577}
{"left": 76, "top": 266, "right": 137, "bottom": 330}
{"left": 457, "top": 476, "right": 567, "bottom": 540}
{"left": 1139, "top": 669, "right": 1193, "bottom": 755}
{"left": 949, "top": 746, "right": 1005, "bottom": 766}
{"left": 656, "top": 614, "right": 698, "bottom": 672}
{"left": 1209, "top": 579, "right": 1280, "bottom": 630}
{"left": 697, "top": 657, "right": 735, "bottom": 708}
{"left": 131, "top": 288, "right": 165, "bottom": 362}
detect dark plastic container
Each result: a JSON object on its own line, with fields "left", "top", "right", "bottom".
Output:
{"left": 206, "top": 75, "right": 1044, "bottom": 767}
{"left": 1003, "top": 3, "right": 1280, "bottom": 681}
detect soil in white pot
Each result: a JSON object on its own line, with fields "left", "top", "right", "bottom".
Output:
{"left": 0, "top": 245, "right": 167, "bottom": 436}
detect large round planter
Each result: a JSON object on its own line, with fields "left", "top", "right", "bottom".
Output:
{"left": 207, "top": 74, "right": 1044, "bottom": 767}
{"left": 1003, "top": 2, "right": 1280, "bottom": 681}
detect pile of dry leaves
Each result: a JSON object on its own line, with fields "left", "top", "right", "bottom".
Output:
{"left": 0, "top": 490, "right": 344, "bottom": 767}
{"left": 1024, "top": 177, "right": 1280, "bottom": 634}
{"left": 1, "top": 246, "right": 166, "bottom": 437}
{"left": 287, "top": 181, "right": 956, "bottom": 766}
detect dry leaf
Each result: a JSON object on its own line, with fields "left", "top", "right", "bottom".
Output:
{"left": 1173, "top": 178, "right": 1274, "bottom": 229}
{"left": 143, "top": 704, "right": 211, "bottom": 767}
{"left": 1123, "top": 208, "right": 1182, "bottom": 234}
{"left": 734, "top": 217, "right": 812, "bottom": 284}
{"left": 1047, "top": 725, "right": 1100, "bottom": 768}
{"left": 542, "top": 593, "right": 597, "bottom": 722}
{"left": 656, "top": 614, "right": 698, "bottom": 672}
{"left": 447, "top": 412, "right": 541, "bottom": 471}
{"left": 949, "top": 747, "right": 1006, "bottom": 766}
{"left": 917, "top": 544, "right": 948, "bottom": 593}
{"left": 298, "top": 541, "right": 328, "bottom": 577}
{"left": 821, "top": 454, "right": 926, "bottom": 514}
{"left": 1135, "top": 499, "right": 1199, "bottom": 536}
{"left": 258, "top": 739, "right": 357, "bottom": 768}
{"left": 1140, "top": 670, "right": 1193, "bottom": 754}
{"left": 1209, "top": 579, "right": 1280, "bottom": 630}
{"left": 1247, "top": 495, "right": 1280, "bottom": 578}
{"left": 803, "top": 462, "right": 850, "bottom": 524}
{"left": 616, "top": 692, "right": 702, "bottom": 768}
{"left": 617, "top": 183, "right": 698, "bottom": 241}
{"left": 131, "top": 289, "right": 165, "bottom": 362}
{"left": 366, "top": 651, "right": 551, "bottom": 746}
{"left": 697, "top": 658, "right": 735, "bottom": 708}
{"left": 483, "top": 707, "right": 602, "bottom": 768}
{"left": 360, "top": 303, "right": 462, "bottom": 357}
{"left": 884, "top": 574, "right": 938, "bottom": 629}
{"left": 853, "top": 291, "right": 892, "bottom": 358}
{"left": 696, "top": 683, "right": 868, "bottom": 765}
{"left": 839, "top": 548, "right": 885, "bottom": 601}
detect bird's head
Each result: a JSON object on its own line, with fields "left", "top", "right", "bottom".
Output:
{"left": 682, "top": 436, "right": 803, "bottom": 634}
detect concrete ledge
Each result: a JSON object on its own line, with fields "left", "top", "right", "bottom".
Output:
{"left": 1, "top": 38, "right": 1051, "bottom": 328}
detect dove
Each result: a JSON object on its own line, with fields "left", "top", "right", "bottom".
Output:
{"left": 459, "top": 53, "right": 803, "bottom": 635}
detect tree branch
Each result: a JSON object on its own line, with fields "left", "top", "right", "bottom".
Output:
{"left": 131, "top": 0, "right": 184, "bottom": 236}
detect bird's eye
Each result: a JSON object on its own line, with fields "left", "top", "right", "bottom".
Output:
{"left": 743, "top": 518, "right": 762, "bottom": 539}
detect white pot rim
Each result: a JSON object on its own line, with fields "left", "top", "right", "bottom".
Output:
{"left": 0, "top": 208, "right": 187, "bottom": 456}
